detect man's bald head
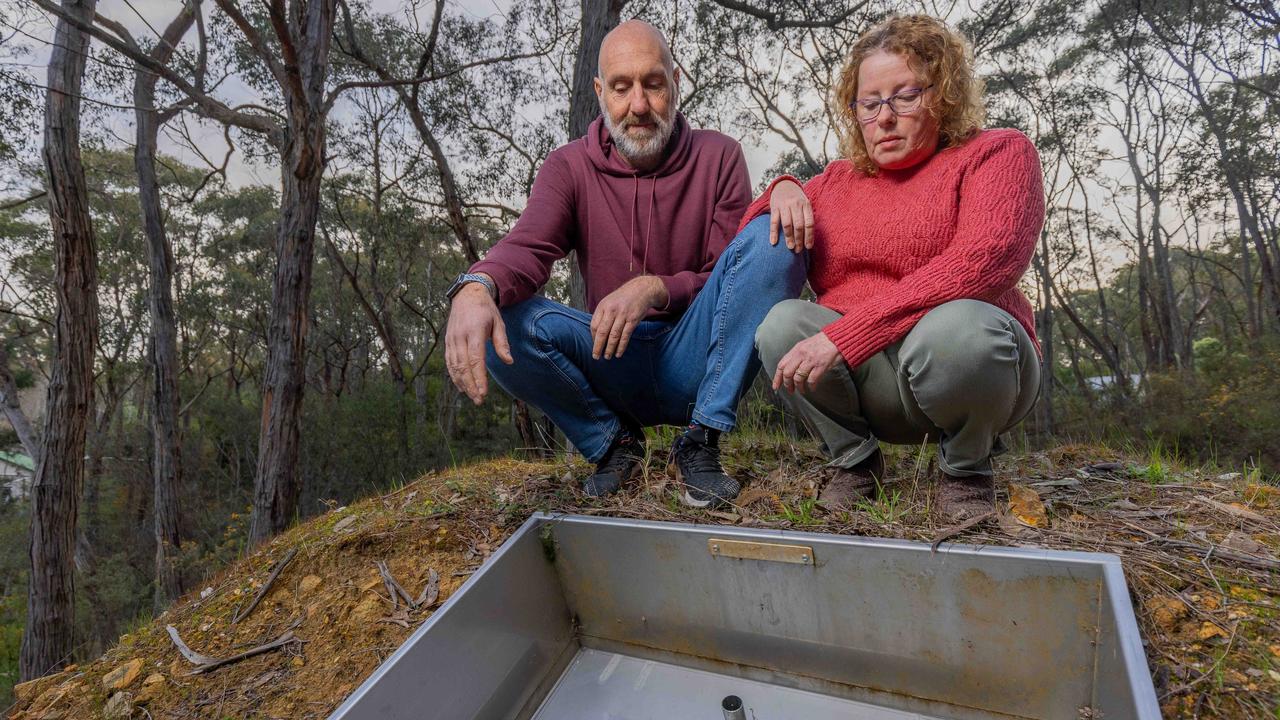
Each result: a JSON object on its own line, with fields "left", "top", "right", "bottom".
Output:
{"left": 593, "top": 19, "right": 680, "bottom": 171}
{"left": 597, "top": 20, "right": 674, "bottom": 81}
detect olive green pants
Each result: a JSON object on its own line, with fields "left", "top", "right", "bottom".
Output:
{"left": 754, "top": 299, "right": 1040, "bottom": 477}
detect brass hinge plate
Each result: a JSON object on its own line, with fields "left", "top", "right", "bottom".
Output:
{"left": 708, "top": 538, "right": 814, "bottom": 565}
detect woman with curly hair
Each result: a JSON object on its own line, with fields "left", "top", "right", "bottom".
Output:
{"left": 749, "top": 15, "right": 1044, "bottom": 521}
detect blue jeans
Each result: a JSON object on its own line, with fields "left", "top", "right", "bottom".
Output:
{"left": 486, "top": 216, "right": 807, "bottom": 462}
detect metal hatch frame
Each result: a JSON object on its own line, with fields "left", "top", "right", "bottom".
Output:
{"left": 328, "top": 513, "right": 1160, "bottom": 720}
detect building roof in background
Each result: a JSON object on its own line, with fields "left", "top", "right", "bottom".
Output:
{"left": 0, "top": 451, "right": 35, "bottom": 471}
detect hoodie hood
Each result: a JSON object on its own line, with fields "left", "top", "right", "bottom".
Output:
{"left": 471, "top": 112, "right": 751, "bottom": 319}
{"left": 586, "top": 112, "right": 694, "bottom": 178}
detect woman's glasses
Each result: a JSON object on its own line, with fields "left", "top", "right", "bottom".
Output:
{"left": 851, "top": 85, "right": 933, "bottom": 123}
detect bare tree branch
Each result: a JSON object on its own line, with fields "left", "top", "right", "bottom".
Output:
{"left": 30, "top": 0, "right": 281, "bottom": 139}
{"left": 410, "top": 0, "right": 446, "bottom": 109}
{"left": 210, "top": 0, "right": 290, "bottom": 94}
{"left": 0, "top": 191, "right": 47, "bottom": 212}
{"left": 710, "top": 0, "right": 866, "bottom": 30}
{"left": 0, "top": 344, "right": 38, "bottom": 461}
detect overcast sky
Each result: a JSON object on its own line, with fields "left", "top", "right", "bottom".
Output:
{"left": 3, "top": 0, "right": 1220, "bottom": 283}
{"left": 3, "top": 0, "right": 793, "bottom": 192}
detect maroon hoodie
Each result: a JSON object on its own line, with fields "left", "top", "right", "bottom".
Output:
{"left": 470, "top": 113, "right": 751, "bottom": 319}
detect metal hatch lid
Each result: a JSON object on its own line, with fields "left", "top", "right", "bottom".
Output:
{"left": 537, "top": 513, "right": 1161, "bottom": 720}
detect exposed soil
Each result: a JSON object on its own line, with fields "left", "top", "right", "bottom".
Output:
{"left": 6, "top": 440, "right": 1278, "bottom": 719}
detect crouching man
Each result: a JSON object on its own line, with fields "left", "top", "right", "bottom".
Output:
{"left": 444, "top": 20, "right": 805, "bottom": 508}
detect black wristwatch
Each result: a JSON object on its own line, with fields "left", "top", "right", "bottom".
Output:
{"left": 446, "top": 273, "right": 497, "bottom": 302}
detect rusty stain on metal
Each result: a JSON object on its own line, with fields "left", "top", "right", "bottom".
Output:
{"left": 708, "top": 538, "right": 815, "bottom": 565}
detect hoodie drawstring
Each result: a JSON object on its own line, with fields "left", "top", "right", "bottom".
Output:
{"left": 626, "top": 174, "right": 659, "bottom": 276}
{"left": 642, "top": 177, "right": 656, "bottom": 275}
{"left": 628, "top": 175, "right": 638, "bottom": 272}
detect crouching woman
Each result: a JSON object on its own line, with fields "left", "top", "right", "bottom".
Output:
{"left": 750, "top": 15, "right": 1044, "bottom": 521}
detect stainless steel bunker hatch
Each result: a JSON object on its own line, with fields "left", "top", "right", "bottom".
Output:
{"left": 328, "top": 513, "right": 1159, "bottom": 719}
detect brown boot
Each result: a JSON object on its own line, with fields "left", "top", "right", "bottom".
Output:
{"left": 936, "top": 471, "right": 995, "bottom": 522}
{"left": 818, "top": 450, "right": 885, "bottom": 511}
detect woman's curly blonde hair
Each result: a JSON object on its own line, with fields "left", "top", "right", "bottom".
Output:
{"left": 833, "top": 15, "right": 986, "bottom": 174}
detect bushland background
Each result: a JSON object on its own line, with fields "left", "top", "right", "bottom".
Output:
{"left": 0, "top": 0, "right": 1276, "bottom": 708}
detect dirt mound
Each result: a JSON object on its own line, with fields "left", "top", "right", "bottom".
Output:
{"left": 6, "top": 441, "right": 1279, "bottom": 719}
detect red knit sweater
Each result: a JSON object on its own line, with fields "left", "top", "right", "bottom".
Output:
{"left": 739, "top": 128, "right": 1044, "bottom": 369}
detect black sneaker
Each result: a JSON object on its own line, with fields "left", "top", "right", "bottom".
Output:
{"left": 583, "top": 433, "right": 645, "bottom": 497}
{"left": 671, "top": 425, "right": 740, "bottom": 508}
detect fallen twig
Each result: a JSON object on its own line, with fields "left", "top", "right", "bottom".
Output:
{"left": 930, "top": 511, "right": 994, "bottom": 552}
{"left": 188, "top": 632, "right": 300, "bottom": 675}
{"left": 377, "top": 609, "right": 412, "bottom": 628}
{"left": 1116, "top": 517, "right": 1279, "bottom": 570}
{"left": 376, "top": 560, "right": 440, "bottom": 611}
{"left": 233, "top": 547, "right": 299, "bottom": 624}
{"left": 376, "top": 560, "right": 415, "bottom": 609}
{"left": 167, "top": 619, "right": 303, "bottom": 675}
{"left": 165, "top": 625, "right": 218, "bottom": 666}
{"left": 1192, "top": 496, "right": 1270, "bottom": 525}
{"left": 414, "top": 568, "right": 440, "bottom": 608}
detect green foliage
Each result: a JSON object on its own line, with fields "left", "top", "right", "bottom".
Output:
{"left": 1193, "top": 337, "right": 1227, "bottom": 373}
{"left": 854, "top": 488, "right": 905, "bottom": 524}
{"left": 1131, "top": 440, "right": 1175, "bottom": 485}
{"left": 0, "top": 500, "right": 26, "bottom": 708}
{"left": 0, "top": 603, "right": 22, "bottom": 709}
{"left": 1140, "top": 347, "right": 1280, "bottom": 471}
{"left": 1054, "top": 343, "right": 1280, "bottom": 476}
{"left": 777, "top": 497, "right": 820, "bottom": 526}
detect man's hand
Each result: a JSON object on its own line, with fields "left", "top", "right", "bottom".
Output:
{"left": 767, "top": 179, "right": 813, "bottom": 253}
{"left": 772, "top": 331, "right": 841, "bottom": 393}
{"left": 590, "top": 275, "right": 668, "bottom": 359}
{"left": 444, "top": 280, "right": 512, "bottom": 404}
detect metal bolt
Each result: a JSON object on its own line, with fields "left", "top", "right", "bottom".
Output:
{"left": 801, "top": 555, "right": 810, "bottom": 563}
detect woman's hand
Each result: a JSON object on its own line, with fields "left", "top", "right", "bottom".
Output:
{"left": 772, "top": 331, "right": 841, "bottom": 393}
{"left": 767, "top": 179, "right": 813, "bottom": 253}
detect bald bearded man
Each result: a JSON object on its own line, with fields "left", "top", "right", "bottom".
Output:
{"left": 444, "top": 21, "right": 805, "bottom": 508}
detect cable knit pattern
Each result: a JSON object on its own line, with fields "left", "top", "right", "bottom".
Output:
{"left": 738, "top": 128, "right": 1044, "bottom": 369}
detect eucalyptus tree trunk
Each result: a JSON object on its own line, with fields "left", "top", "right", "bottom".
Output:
{"left": 135, "top": 4, "right": 196, "bottom": 610}
{"left": 250, "top": 110, "right": 329, "bottom": 545}
{"left": 565, "top": 0, "right": 626, "bottom": 310}
{"left": 1033, "top": 234, "right": 1054, "bottom": 436}
{"left": 21, "top": 0, "right": 100, "bottom": 681}
{"left": 1148, "top": 189, "right": 1181, "bottom": 367}
{"left": 568, "top": 0, "right": 626, "bottom": 140}
{"left": 247, "top": 0, "right": 336, "bottom": 543}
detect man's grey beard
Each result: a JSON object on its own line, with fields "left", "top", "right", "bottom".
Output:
{"left": 600, "top": 98, "right": 675, "bottom": 169}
